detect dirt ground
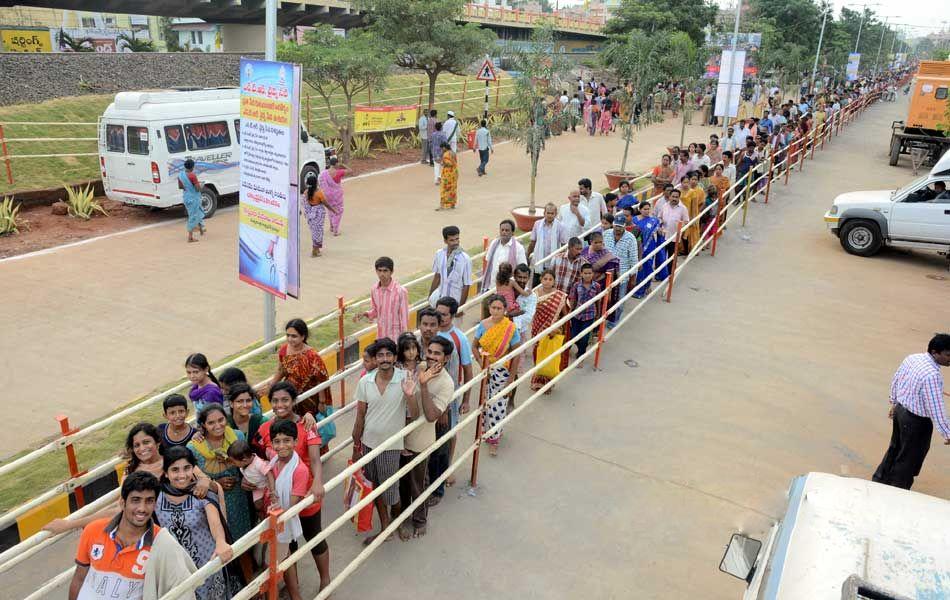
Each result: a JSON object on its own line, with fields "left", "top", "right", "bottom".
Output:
{"left": 0, "top": 146, "right": 423, "bottom": 258}
{"left": 8, "top": 97, "right": 950, "bottom": 599}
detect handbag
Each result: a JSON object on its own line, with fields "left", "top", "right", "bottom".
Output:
{"left": 343, "top": 459, "right": 375, "bottom": 533}
{"left": 307, "top": 189, "right": 326, "bottom": 206}
{"left": 535, "top": 333, "right": 565, "bottom": 379}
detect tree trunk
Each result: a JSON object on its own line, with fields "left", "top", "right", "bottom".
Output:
{"left": 341, "top": 97, "right": 353, "bottom": 163}
{"left": 427, "top": 70, "right": 439, "bottom": 111}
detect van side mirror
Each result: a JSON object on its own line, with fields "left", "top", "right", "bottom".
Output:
{"left": 719, "top": 533, "right": 762, "bottom": 582}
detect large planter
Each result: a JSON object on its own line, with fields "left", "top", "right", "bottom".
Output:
{"left": 511, "top": 206, "right": 545, "bottom": 232}
{"left": 604, "top": 170, "right": 638, "bottom": 191}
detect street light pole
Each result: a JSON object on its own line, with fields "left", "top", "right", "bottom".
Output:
{"left": 721, "top": 0, "right": 742, "bottom": 135}
{"left": 811, "top": 9, "right": 829, "bottom": 92}
{"left": 262, "top": 0, "right": 277, "bottom": 343}
{"left": 854, "top": 6, "right": 867, "bottom": 53}
{"left": 874, "top": 17, "right": 888, "bottom": 74}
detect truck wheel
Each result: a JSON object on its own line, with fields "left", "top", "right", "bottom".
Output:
{"left": 888, "top": 136, "right": 901, "bottom": 166}
{"left": 300, "top": 164, "right": 319, "bottom": 189}
{"left": 200, "top": 186, "right": 218, "bottom": 219}
{"left": 840, "top": 220, "right": 883, "bottom": 257}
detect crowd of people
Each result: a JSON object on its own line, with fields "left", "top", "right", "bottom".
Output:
{"left": 56, "top": 66, "right": 911, "bottom": 600}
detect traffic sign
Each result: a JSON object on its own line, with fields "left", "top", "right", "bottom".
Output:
{"left": 476, "top": 58, "right": 497, "bottom": 82}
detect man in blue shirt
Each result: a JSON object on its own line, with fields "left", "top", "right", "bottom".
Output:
{"left": 475, "top": 119, "right": 494, "bottom": 177}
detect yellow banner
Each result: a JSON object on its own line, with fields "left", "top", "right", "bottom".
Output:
{"left": 1, "top": 29, "right": 52, "bottom": 52}
{"left": 354, "top": 104, "right": 419, "bottom": 133}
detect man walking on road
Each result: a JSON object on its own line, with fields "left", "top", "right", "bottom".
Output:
{"left": 418, "top": 110, "right": 430, "bottom": 164}
{"left": 475, "top": 119, "right": 493, "bottom": 177}
{"left": 872, "top": 334, "right": 950, "bottom": 490}
{"left": 443, "top": 110, "right": 460, "bottom": 153}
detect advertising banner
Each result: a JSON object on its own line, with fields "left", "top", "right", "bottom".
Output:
{"left": 353, "top": 104, "right": 419, "bottom": 133}
{"left": 713, "top": 50, "right": 745, "bottom": 118}
{"left": 238, "top": 58, "right": 301, "bottom": 299}
{"left": 846, "top": 53, "right": 861, "bottom": 81}
{"left": 1, "top": 28, "right": 53, "bottom": 52}
{"left": 703, "top": 33, "right": 760, "bottom": 79}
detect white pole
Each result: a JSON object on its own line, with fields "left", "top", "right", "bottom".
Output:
{"left": 811, "top": 9, "right": 829, "bottom": 91}
{"left": 263, "top": 0, "right": 277, "bottom": 342}
{"left": 721, "top": 0, "right": 742, "bottom": 135}
{"left": 854, "top": 5, "right": 866, "bottom": 53}
{"left": 874, "top": 17, "right": 888, "bottom": 74}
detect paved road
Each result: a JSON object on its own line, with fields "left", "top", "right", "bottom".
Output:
{"left": 0, "top": 105, "right": 726, "bottom": 456}
{"left": 11, "top": 97, "right": 950, "bottom": 598}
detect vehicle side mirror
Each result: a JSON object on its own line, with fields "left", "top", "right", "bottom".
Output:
{"left": 719, "top": 533, "right": 762, "bottom": 582}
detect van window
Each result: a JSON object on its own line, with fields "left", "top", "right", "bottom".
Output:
{"left": 234, "top": 119, "right": 240, "bottom": 144}
{"left": 936, "top": 87, "right": 948, "bottom": 101}
{"left": 127, "top": 126, "right": 149, "bottom": 155}
{"left": 164, "top": 125, "right": 187, "bottom": 153}
{"left": 105, "top": 124, "right": 124, "bottom": 153}
{"left": 185, "top": 121, "right": 231, "bottom": 151}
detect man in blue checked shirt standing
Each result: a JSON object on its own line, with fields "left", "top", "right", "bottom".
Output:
{"left": 475, "top": 119, "right": 493, "bottom": 177}
{"left": 872, "top": 334, "right": 950, "bottom": 490}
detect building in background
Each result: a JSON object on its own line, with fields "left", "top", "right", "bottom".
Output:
{"left": 168, "top": 18, "right": 221, "bottom": 52}
{"left": 0, "top": 7, "right": 164, "bottom": 51}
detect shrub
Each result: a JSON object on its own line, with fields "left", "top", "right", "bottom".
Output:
{"left": 382, "top": 132, "right": 403, "bottom": 153}
{"left": 351, "top": 135, "right": 373, "bottom": 159}
{"left": 0, "top": 196, "right": 22, "bottom": 235}
{"left": 406, "top": 130, "right": 421, "bottom": 148}
{"left": 64, "top": 183, "right": 108, "bottom": 220}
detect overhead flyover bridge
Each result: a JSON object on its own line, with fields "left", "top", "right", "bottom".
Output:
{"left": 0, "top": 1, "right": 605, "bottom": 45}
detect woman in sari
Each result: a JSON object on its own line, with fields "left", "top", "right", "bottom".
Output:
{"left": 318, "top": 157, "right": 347, "bottom": 237}
{"left": 650, "top": 154, "right": 675, "bottom": 198}
{"left": 581, "top": 231, "right": 621, "bottom": 325}
{"left": 301, "top": 172, "right": 336, "bottom": 258}
{"left": 473, "top": 294, "right": 522, "bottom": 457}
{"left": 680, "top": 173, "right": 704, "bottom": 254}
{"left": 179, "top": 158, "right": 205, "bottom": 243}
{"left": 267, "top": 318, "right": 332, "bottom": 419}
{"left": 631, "top": 201, "right": 668, "bottom": 297}
{"left": 530, "top": 270, "right": 570, "bottom": 393}
{"left": 188, "top": 405, "right": 255, "bottom": 541}
{"left": 710, "top": 163, "right": 731, "bottom": 232}
{"left": 438, "top": 142, "right": 458, "bottom": 210}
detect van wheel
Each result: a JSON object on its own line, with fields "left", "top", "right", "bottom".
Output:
{"left": 300, "top": 164, "right": 319, "bottom": 189}
{"left": 200, "top": 187, "right": 218, "bottom": 218}
{"left": 840, "top": 220, "right": 883, "bottom": 257}
{"left": 888, "top": 136, "right": 901, "bottom": 166}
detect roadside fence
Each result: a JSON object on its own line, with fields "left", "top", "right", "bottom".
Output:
{"left": 5, "top": 90, "right": 878, "bottom": 599}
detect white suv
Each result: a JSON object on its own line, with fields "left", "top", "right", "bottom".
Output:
{"left": 824, "top": 150, "right": 950, "bottom": 257}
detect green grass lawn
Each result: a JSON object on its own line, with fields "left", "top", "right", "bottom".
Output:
{"left": 0, "top": 242, "right": 485, "bottom": 512}
{"left": 0, "top": 72, "right": 515, "bottom": 196}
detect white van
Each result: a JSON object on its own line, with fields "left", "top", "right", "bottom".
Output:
{"left": 98, "top": 88, "right": 329, "bottom": 217}
{"left": 720, "top": 472, "right": 950, "bottom": 599}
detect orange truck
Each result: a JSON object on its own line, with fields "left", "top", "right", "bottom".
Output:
{"left": 889, "top": 60, "right": 950, "bottom": 166}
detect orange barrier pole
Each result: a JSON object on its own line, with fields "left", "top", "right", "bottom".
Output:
{"left": 665, "top": 222, "right": 683, "bottom": 303}
{"left": 593, "top": 271, "right": 613, "bottom": 369}
{"left": 469, "top": 354, "right": 491, "bottom": 487}
{"left": 0, "top": 125, "right": 12, "bottom": 185}
{"left": 495, "top": 78, "right": 501, "bottom": 108}
{"left": 337, "top": 296, "right": 346, "bottom": 407}
{"left": 711, "top": 201, "right": 722, "bottom": 257}
{"left": 810, "top": 125, "right": 817, "bottom": 159}
{"left": 56, "top": 415, "right": 86, "bottom": 508}
{"left": 798, "top": 136, "right": 806, "bottom": 172}
{"left": 459, "top": 79, "right": 468, "bottom": 115}
{"left": 784, "top": 140, "right": 795, "bottom": 186}
{"left": 260, "top": 507, "right": 284, "bottom": 600}
{"left": 764, "top": 153, "right": 774, "bottom": 203}
{"left": 820, "top": 121, "right": 827, "bottom": 150}
{"left": 367, "top": 87, "right": 372, "bottom": 107}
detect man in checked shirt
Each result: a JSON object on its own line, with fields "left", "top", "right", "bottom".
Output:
{"left": 872, "top": 334, "right": 950, "bottom": 490}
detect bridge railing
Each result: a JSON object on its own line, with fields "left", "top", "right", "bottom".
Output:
{"left": 463, "top": 3, "right": 604, "bottom": 33}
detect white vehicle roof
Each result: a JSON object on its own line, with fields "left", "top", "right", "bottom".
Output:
{"left": 931, "top": 149, "right": 950, "bottom": 177}
{"left": 103, "top": 88, "right": 240, "bottom": 121}
{"left": 766, "top": 472, "right": 950, "bottom": 598}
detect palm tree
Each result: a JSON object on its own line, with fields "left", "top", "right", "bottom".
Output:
{"left": 117, "top": 33, "right": 155, "bottom": 53}
{"left": 57, "top": 30, "right": 92, "bottom": 52}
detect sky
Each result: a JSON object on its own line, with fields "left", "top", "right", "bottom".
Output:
{"left": 555, "top": 0, "right": 949, "bottom": 39}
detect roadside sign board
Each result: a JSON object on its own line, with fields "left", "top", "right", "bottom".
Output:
{"left": 476, "top": 58, "right": 497, "bottom": 82}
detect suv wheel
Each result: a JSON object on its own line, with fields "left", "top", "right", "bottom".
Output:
{"left": 200, "top": 186, "right": 218, "bottom": 218}
{"left": 840, "top": 219, "right": 883, "bottom": 257}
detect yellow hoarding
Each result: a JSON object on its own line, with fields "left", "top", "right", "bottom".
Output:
{"left": 1, "top": 28, "right": 53, "bottom": 52}
{"left": 354, "top": 104, "right": 419, "bottom": 133}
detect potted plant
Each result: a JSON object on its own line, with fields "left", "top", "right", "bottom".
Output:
{"left": 504, "top": 24, "right": 570, "bottom": 231}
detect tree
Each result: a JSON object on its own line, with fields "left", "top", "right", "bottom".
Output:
{"left": 605, "top": 0, "right": 717, "bottom": 47}
{"left": 357, "top": 0, "right": 496, "bottom": 108}
{"left": 660, "top": 31, "right": 706, "bottom": 146}
{"left": 602, "top": 31, "right": 666, "bottom": 173}
{"left": 278, "top": 26, "right": 390, "bottom": 161}
{"left": 159, "top": 17, "right": 182, "bottom": 52}
{"left": 56, "top": 30, "right": 92, "bottom": 52}
{"left": 502, "top": 24, "right": 570, "bottom": 215}
{"left": 117, "top": 33, "right": 155, "bottom": 53}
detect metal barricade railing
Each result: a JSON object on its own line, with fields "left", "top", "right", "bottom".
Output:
{"left": 11, "top": 90, "right": 874, "bottom": 596}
